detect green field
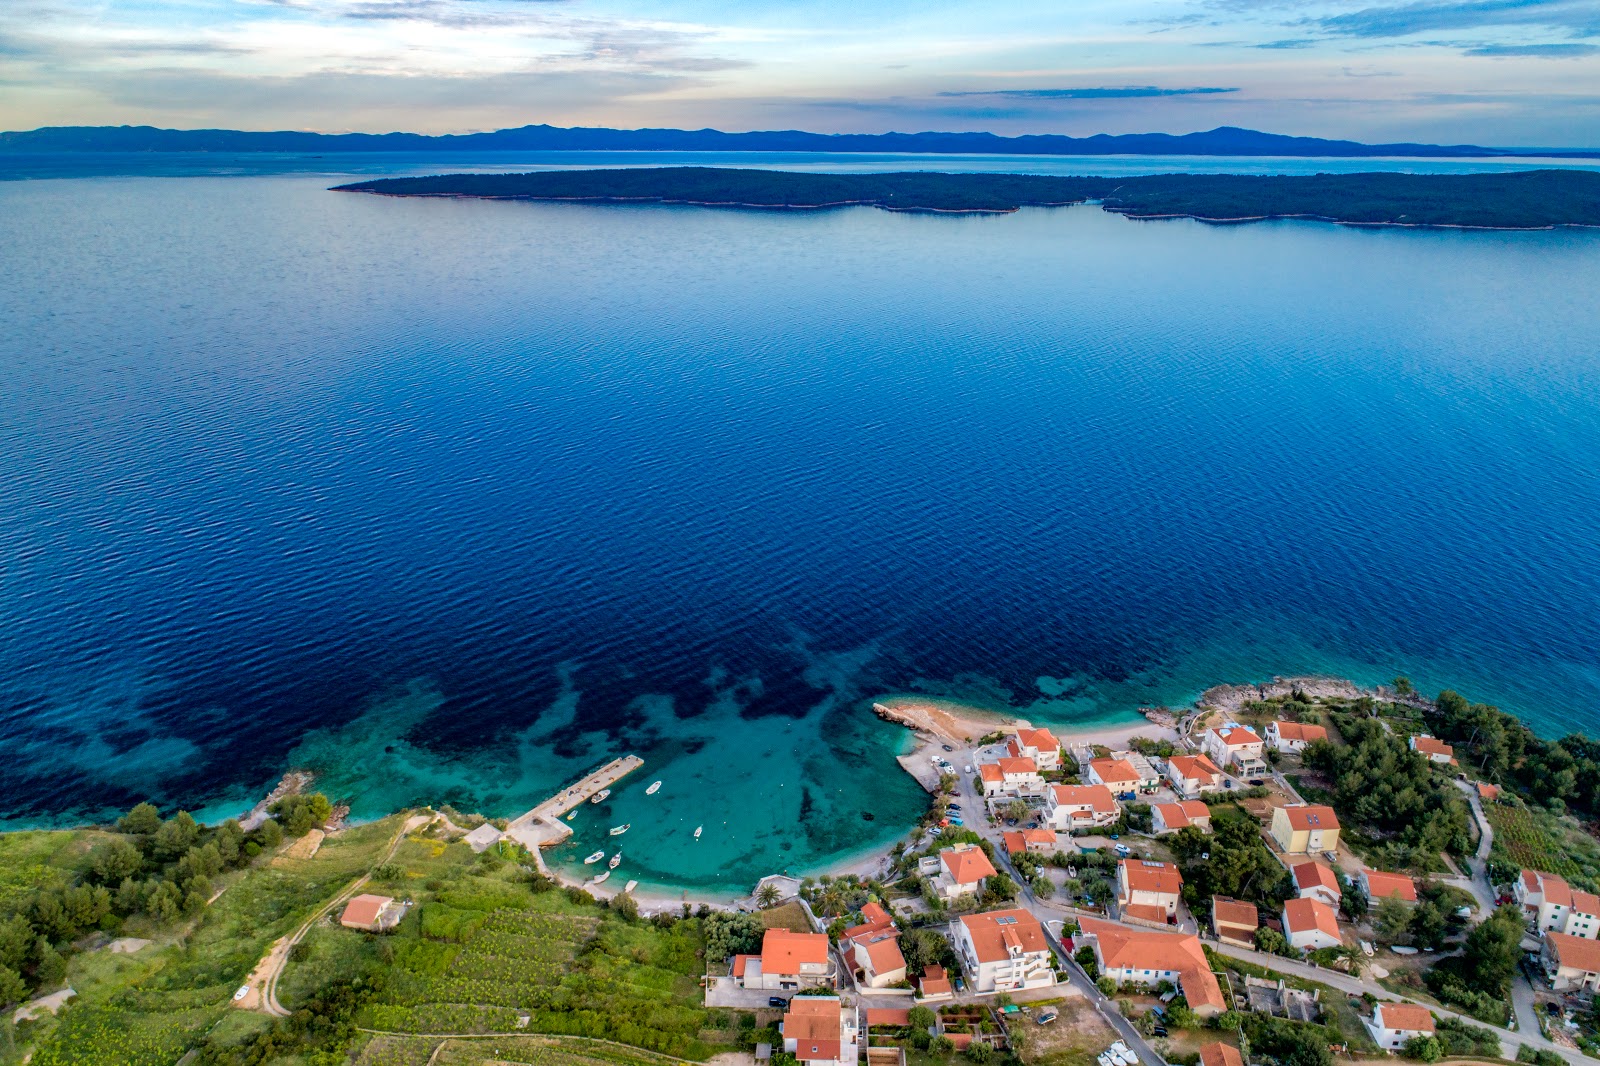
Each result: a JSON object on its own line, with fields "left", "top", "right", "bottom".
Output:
{"left": 1485, "top": 802, "right": 1600, "bottom": 890}
{"left": 356, "top": 1033, "right": 700, "bottom": 1066}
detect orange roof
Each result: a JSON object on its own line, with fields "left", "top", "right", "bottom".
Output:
{"left": 853, "top": 931, "right": 905, "bottom": 975}
{"left": 1272, "top": 721, "right": 1328, "bottom": 743}
{"left": 843, "top": 901, "right": 896, "bottom": 940}
{"left": 1051, "top": 784, "right": 1118, "bottom": 813}
{"left": 1023, "top": 828, "right": 1056, "bottom": 844}
{"left": 1412, "top": 735, "right": 1454, "bottom": 757}
{"left": 1283, "top": 897, "right": 1341, "bottom": 940}
{"left": 784, "top": 996, "right": 842, "bottom": 1062}
{"left": 1574, "top": 890, "right": 1600, "bottom": 917}
{"left": 1477, "top": 782, "right": 1500, "bottom": 801}
{"left": 1550, "top": 930, "right": 1600, "bottom": 974}
{"left": 1168, "top": 754, "right": 1223, "bottom": 782}
{"left": 958, "top": 909, "right": 1050, "bottom": 964}
{"left": 1124, "top": 903, "right": 1170, "bottom": 924}
{"left": 1002, "top": 831, "right": 1027, "bottom": 855}
{"left": 1362, "top": 869, "right": 1418, "bottom": 903}
{"left": 919, "top": 964, "right": 952, "bottom": 996}
{"left": 1212, "top": 897, "right": 1259, "bottom": 932}
{"left": 1016, "top": 727, "right": 1059, "bottom": 752}
{"left": 866, "top": 1008, "right": 911, "bottom": 1027}
{"left": 1530, "top": 871, "right": 1574, "bottom": 908}
{"left": 941, "top": 845, "right": 998, "bottom": 885}
{"left": 339, "top": 894, "right": 392, "bottom": 928}
{"left": 1375, "top": 1003, "right": 1435, "bottom": 1033}
{"left": 1292, "top": 860, "right": 1341, "bottom": 896}
{"left": 1153, "top": 801, "right": 1210, "bottom": 828}
{"left": 979, "top": 764, "right": 1004, "bottom": 782}
{"left": 1078, "top": 917, "right": 1225, "bottom": 1011}
{"left": 732, "top": 953, "right": 758, "bottom": 977}
{"left": 762, "top": 928, "right": 830, "bottom": 974}
{"left": 1121, "top": 859, "right": 1183, "bottom": 896}
{"left": 1091, "top": 757, "right": 1140, "bottom": 784}
{"left": 1281, "top": 804, "right": 1340, "bottom": 830}
{"left": 1200, "top": 1043, "right": 1244, "bottom": 1066}
{"left": 997, "top": 756, "right": 1038, "bottom": 776}
{"left": 1213, "top": 726, "right": 1262, "bottom": 747}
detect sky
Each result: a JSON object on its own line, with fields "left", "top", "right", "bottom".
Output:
{"left": 2, "top": 0, "right": 1598, "bottom": 145}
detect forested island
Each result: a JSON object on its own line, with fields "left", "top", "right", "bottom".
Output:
{"left": 334, "top": 166, "right": 1600, "bottom": 229}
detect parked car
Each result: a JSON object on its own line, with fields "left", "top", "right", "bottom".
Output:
{"left": 1248, "top": 778, "right": 1265, "bottom": 786}
{"left": 1114, "top": 843, "right": 1132, "bottom": 857}
{"left": 964, "top": 765, "right": 973, "bottom": 774}
{"left": 769, "top": 997, "right": 788, "bottom": 1008}
{"left": 942, "top": 744, "right": 954, "bottom": 752}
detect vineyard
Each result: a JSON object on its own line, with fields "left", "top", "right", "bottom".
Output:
{"left": 356, "top": 1033, "right": 699, "bottom": 1066}
{"left": 1485, "top": 802, "right": 1600, "bottom": 889}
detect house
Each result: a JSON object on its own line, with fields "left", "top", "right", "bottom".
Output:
{"left": 1517, "top": 870, "right": 1574, "bottom": 931}
{"left": 917, "top": 964, "right": 954, "bottom": 1001}
{"left": 1008, "top": 727, "right": 1062, "bottom": 772}
{"left": 848, "top": 930, "right": 907, "bottom": 988}
{"left": 1264, "top": 721, "right": 1328, "bottom": 753}
{"left": 1116, "top": 859, "right": 1182, "bottom": 925}
{"left": 933, "top": 843, "right": 997, "bottom": 903}
{"left": 843, "top": 901, "right": 895, "bottom": 941}
{"left": 462, "top": 823, "right": 505, "bottom": 853}
{"left": 1542, "top": 931, "right": 1600, "bottom": 992}
{"left": 1559, "top": 891, "right": 1600, "bottom": 939}
{"left": 781, "top": 996, "right": 859, "bottom": 1066}
{"left": 1165, "top": 754, "right": 1228, "bottom": 799}
{"left": 1364, "top": 1003, "right": 1435, "bottom": 1052}
{"left": 1002, "top": 828, "right": 1060, "bottom": 855}
{"left": 1075, "top": 917, "right": 1226, "bottom": 1016}
{"left": 1269, "top": 804, "right": 1341, "bottom": 855}
{"left": 739, "top": 929, "right": 835, "bottom": 990}
{"left": 1359, "top": 869, "right": 1418, "bottom": 905}
{"left": 952, "top": 909, "right": 1056, "bottom": 993}
{"left": 1111, "top": 750, "right": 1163, "bottom": 789}
{"left": 1152, "top": 801, "right": 1212, "bottom": 835}
{"left": 1203, "top": 726, "right": 1267, "bottom": 774}
{"left": 1212, "top": 897, "right": 1259, "bottom": 948}
{"left": 1477, "top": 782, "right": 1501, "bottom": 802}
{"left": 1044, "top": 784, "right": 1120, "bottom": 831}
{"left": 1409, "top": 735, "right": 1456, "bottom": 765}
{"left": 978, "top": 757, "right": 1045, "bottom": 797}
{"left": 1282, "top": 898, "right": 1342, "bottom": 951}
{"left": 1087, "top": 758, "right": 1141, "bottom": 796}
{"left": 1291, "top": 861, "right": 1343, "bottom": 909}
{"left": 1199, "top": 1043, "right": 1245, "bottom": 1066}
{"left": 339, "top": 893, "right": 403, "bottom": 932}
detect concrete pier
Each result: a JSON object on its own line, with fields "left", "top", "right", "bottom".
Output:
{"left": 504, "top": 755, "right": 643, "bottom": 853}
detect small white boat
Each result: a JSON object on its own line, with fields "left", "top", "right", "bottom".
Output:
{"left": 609, "top": 852, "right": 622, "bottom": 869}
{"left": 1110, "top": 1042, "right": 1136, "bottom": 1065}
{"left": 590, "top": 789, "right": 611, "bottom": 804}
{"left": 693, "top": 825, "right": 703, "bottom": 839}
{"left": 645, "top": 781, "right": 662, "bottom": 795}
{"left": 609, "top": 824, "right": 629, "bottom": 836}
{"left": 583, "top": 850, "right": 605, "bottom": 864}
{"left": 1098, "top": 1054, "right": 1115, "bottom": 1066}
{"left": 589, "top": 870, "right": 611, "bottom": 885}
{"left": 566, "top": 812, "right": 578, "bottom": 821}
{"left": 624, "top": 880, "right": 638, "bottom": 893}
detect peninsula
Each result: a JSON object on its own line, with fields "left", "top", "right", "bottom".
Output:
{"left": 334, "top": 166, "right": 1600, "bottom": 229}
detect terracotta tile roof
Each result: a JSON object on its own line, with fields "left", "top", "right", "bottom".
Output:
{"left": 919, "top": 965, "right": 952, "bottom": 996}
{"left": 784, "top": 996, "right": 842, "bottom": 1062}
{"left": 1006, "top": 740, "right": 1024, "bottom": 759}
{"left": 1477, "top": 782, "right": 1500, "bottom": 801}
{"left": 1411, "top": 735, "right": 1454, "bottom": 757}
{"left": 1550, "top": 930, "right": 1600, "bottom": 974}
{"left": 1168, "top": 754, "right": 1223, "bottom": 782}
{"left": 1121, "top": 859, "right": 1182, "bottom": 895}
{"left": 732, "top": 953, "right": 758, "bottom": 977}
{"left": 958, "top": 909, "right": 1051, "bottom": 964}
{"left": 1521, "top": 869, "right": 1539, "bottom": 893}
{"left": 940, "top": 845, "right": 997, "bottom": 885}
{"left": 1024, "top": 828, "right": 1056, "bottom": 844}
{"left": 1283, "top": 897, "right": 1341, "bottom": 940}
{"left": 1573, "top": 890, "right": 1600, "bottom": 917}
{"left": 1212, "top": 896, "right": 1259, "bottom": 932}
{"left": 1153, "top": 801, "right": 1210, "bottom": 829}
{"left": 853, "top": 931, "right": 905, "bottom": 975}
{"left": 866, "top": 1008, "right": 911, "bottom": 1027}
{"left": 1124, "top": 903, "right": 1170, "bottom": 924}
{"left": 1051, "top": 784, "right": 1118, "bottom": 813}
{"left": 1091, "top": 757, "right": 1140, "bottom": 784}
{"left": 1002, "top": 831, "right": 1027, "bottom": 855}
{"left": 1375, "top": 1003, "right": 1435, "bottom": 1033}
{"left": 1536, "top": 872, "right": 1574, "bottom": 908}
{"left": 1293, "top": 861, "right": 1341, "bottom": 897}
{"left": 1271, "top": 721, "right": 1327, "bottom": 743}
{"left": 1213, "top": 726, "right": 1262, "bottom": 747}
{"left": 762, "top": 928, "right": 830, "bottom": 974}
{"left": 979, "top": 764, "right": 1004, "bottom": 783}
{"left": 843, "top": 901, "right": 896, "bottom": 941}
{"left": 1017, "top": 727, "right": 1059, "bottom": 752}
{"left": 1361, "top": 869, "right": 1417, "bottom": 903}
{"left": 1078, "top": 917, "right": 1225, "bottom": 1011}
{"left": 339, "top": 894, "right": 392, "bottom": 928}
{"left": 1200, "top": 1042, "right": 1244, "bottom": 1066}
{"left": 1006, "top": 829, "right": 1058, "bottom": 852}
{"left": 1282, "top": 804, "right": 1340, "bottom": 830}
{"left": 998, "top": 757, "right": 1039, "bottom": 776}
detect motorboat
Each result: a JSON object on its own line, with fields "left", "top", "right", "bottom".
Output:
{"left": 590, "top": 789, "right": 611, "bottom": 804}
{"left": 646, "top": 781, "right": 662, "bottom": 795}
{"left": 566, "top": 812, "right": 577, "bottom": 821}
{"left": 1110, "top": 1043, "right": 1136, "bottom": 1065}
{"left": 609, "top": 824, "right": 629, "bottom": 836}
{"left": 624, "top": 880, "right": 638, "bottom": 893}
{"left": 609, "top": 852, "right": 622, "bottom": 869}
{"left": 1098, "top": 1054, "right": 1116, "bottom": 1066}
{"left": 589, "top": 870, "right": 611, "bottom": 885}
{"left": 693, "top": 825, "right": 703, "bottom": 839}
{"left": 583, "top": 850, "right": 605, "bottom": 864}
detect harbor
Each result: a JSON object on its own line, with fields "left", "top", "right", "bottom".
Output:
{"left": 504, "top": 754, "right": 644, "bottom": 852}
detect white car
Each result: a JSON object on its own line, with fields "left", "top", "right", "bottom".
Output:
{"left": 233, "top": 985, "right": 251, "bottom": 1001}
{"left": 964, "top": 765, "right": 973, "bottom": 774}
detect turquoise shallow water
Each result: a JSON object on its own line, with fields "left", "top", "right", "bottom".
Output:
{"left": 1, "top": 160, "right": 1598, "bottom": 890}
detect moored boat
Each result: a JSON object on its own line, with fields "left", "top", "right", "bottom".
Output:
{"left": 645, "top": 781, "right": 662, "bottom": 795}
{"left": 693, "top": 825, "right": 703, "bottom": 839}
{"left": 589, "top": 870, "right": 611, "bottom": 885}
{"left": 609, "top": 852, "right": 622, "bottom": 869}
{"left": 624, "top": 880, "right": 638, "bottom": 893}
{"left": 590, "top": 788, "right": 611, "bottom": 804}
{"left": 583, "top": 850, "right": 605, "bottom": 864}
{"left": 609, "top": 824, "right": 629, "bottom": 836}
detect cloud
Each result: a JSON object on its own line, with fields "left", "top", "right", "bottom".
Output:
{"left": 1463, "top": 39, "right": 1600, "bottom": 52}
{"left": 1314, "top": 0, "right": 1600, "bottom": 39}
{"left": 1253, "top": 37, "right": 1320, "bottom": 48}
{"left": 937, "top": 86, "right": 1239, "bottom": 99}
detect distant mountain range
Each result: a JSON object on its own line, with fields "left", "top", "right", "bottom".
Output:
{"left": 2, "top": 123, "right": 1594, "bottom": 158}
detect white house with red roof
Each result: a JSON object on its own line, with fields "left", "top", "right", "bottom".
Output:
{"left": 1282, "top": 898, "right": 1343, "bottom": 951}
{"left": 1087, "top": 758, "right": 1141, "bottom": 796}
{"left": 1151, "top": 801, "right": 1212, "bottom": 835}
{"left": 841, "top": 901, "right": 907, "bottom": 988}
{"left": 738, "top": 929, "right": 835, "bottom": 990}
{"left": 933, "top": 843, "right": 997, "bottom": 904}
{"left": 1116, "top": 859, "right": 1182, "bottom": 925}
{"left": 1075, "top": 917, "right": 1226, "bottom": 1016}
{"left": 1359, "top": 869, "right": 1418, "bottom": 905}
{"left": 1008, "top": 727, "right": 1061, "bottom": 772}
{"left": 1543, "top": 931, "right": 1600, "bottom": 991}
{"left": 1292, "top": 861, "right": 1343, "bottom": 908}
{"left": 1265, "top": 721, "right": 1328, "bottom": 753}
{"left": 1409, "top": 735, "right": 1456, "bottom": 765}
{"left": 1002, "top": 828, "right": 1060, "bottom": 856}
{"left": 1517, "top": 869, "right": 1575, "bottom": 931}
{"left": 1044, "top": 784, "right": 1120, "bottom": 831}
{"left": 951, "top": 909, "right": 1057, "bottom": 993}
{"left": 1165, "top": 754, "right": 1227, "bottom": 799}
{"left": 1202, "top": 726, "right": 1267, "bottom": 774}
{"left": 977, "top": 757, "right": 1045, "bottom": 798}
{"left": 782, "top": 996, "right": 858, "bottom": 1066}
{"left": 1364, "top": 1003, "right": 1435, "bottom": 1051}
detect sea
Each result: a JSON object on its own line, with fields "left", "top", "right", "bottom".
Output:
{"left": 2, "top": 149, "right": 1598, "bottom": 894}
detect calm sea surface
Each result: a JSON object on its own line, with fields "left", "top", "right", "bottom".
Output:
{"left": 2, "top": 153, "right": 1599, "bottom": 891}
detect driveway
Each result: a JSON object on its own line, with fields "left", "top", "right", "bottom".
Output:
{"left": 705, "top": 977, "right": 807, "bottom": 1010}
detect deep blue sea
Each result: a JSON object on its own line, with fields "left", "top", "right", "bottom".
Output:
{"left": 2, "top": 151, "right": 1599, "bottom": 891}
